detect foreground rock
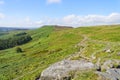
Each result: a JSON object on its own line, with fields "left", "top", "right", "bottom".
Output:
{"left": 101, "top": 60, "right": 120, "bottom": 71}
{"left": 40, "top": 60, "right": 94, "bottom": 80}
{"left": 97, "top": 69, "right": 120, "bottom": 80}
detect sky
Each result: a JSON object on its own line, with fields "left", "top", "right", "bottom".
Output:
{"left": 0, "top": 0, "right": 120, "bottom": 28}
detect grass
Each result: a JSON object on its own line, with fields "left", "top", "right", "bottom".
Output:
{"left": 0, "top": 25, "right": 120, "bottom": 80}
{"left": 74, "top": 70, "right": 98, "bottom": 80}
{"left": 0, "top": 26, "right": 82, "bottom": 80}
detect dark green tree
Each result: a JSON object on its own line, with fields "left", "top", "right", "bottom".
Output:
{"left": 0, "top": 33, "right": 32, "bottom": 50}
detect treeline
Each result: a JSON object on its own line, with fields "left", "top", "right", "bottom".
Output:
{"left": 0, "top": 33, "right": 32, "bottom": 50}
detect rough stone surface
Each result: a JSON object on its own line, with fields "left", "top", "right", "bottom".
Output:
{"left": 101, "top": 60, "right": 120, "bottom": 71}
{"left": 40, "top": 60, "right": 94, "bottom": 80}
{"left": 97, "top": 69, "right": 120, "bottom": 80}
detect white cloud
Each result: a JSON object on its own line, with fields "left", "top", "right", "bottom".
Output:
{"left": 0, "top": 13, "right": 5, "bottom": 19}
{"left": 107, "top": 13, "right": 120, "bottom": 23}
{"left": 33, "top": 13, "right": 120, "bottom": 27}
{"left": 0, "top": 0, "right": 4, "bottom": 5}
{"left": 0, "top": 13, "right": 120, "bottom": 28}
{"left": 35, "top": 20, "right": 44, "bottom": 25}
{"left": 47, "top": 0, "right": 61, "bottom": 4}
{"left": 61, "top": 13, "right": 120, "bottom": 27}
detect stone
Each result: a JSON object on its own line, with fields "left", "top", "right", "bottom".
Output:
{"left": 117, "top": 52, "right": 120, "bottom": 56}
{"left": 97, "top": 69, "right": 120, "bottom": 80}
{"left": 106, "top": 49, "right": 111, "bottom": 53}
{"left": 40, "top": 60, "right": 94, "bottom": 80}
{"left": 101, "top": 60, "right": 120, "bottom": 71}
{"left": 101, "top": 60, "right": 113, "bottom": 71}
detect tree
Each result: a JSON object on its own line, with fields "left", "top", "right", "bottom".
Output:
{"left": 0, "top": 33, "right": 32, "bottom": 50}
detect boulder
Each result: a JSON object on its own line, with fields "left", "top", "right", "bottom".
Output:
{"left": 40, "top": 60, "right": 94, "bottom": 80}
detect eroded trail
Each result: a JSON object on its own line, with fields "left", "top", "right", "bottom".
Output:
{"left": 67, "top": 34, "right": 120, "bottom": 64}
{"left": 66, "top": 35, "right": 90, "bottom": 60}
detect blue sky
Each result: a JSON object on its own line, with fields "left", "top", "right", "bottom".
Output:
{"left": 0, "top": 0, "right": 120, "bottom": 28}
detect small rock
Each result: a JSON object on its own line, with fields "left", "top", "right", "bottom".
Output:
{"left": 117, "top": 52, "right": 120, "bottom": 56}
{"left": 106, "top": 49, "right": 111, "bottom": 53}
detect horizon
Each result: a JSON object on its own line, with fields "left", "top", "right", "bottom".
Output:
{"left": 0, "top": 0, "right": 120, "bottom": 28}
{"left": 1, "top": 23, "right": 120, "bottom": 29}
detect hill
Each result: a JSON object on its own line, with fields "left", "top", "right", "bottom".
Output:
{"left": 0, "top": 27, "right": 28, "bottom": 32}
{"left": 0, "top": 25, "right": 120, "bottom": 80}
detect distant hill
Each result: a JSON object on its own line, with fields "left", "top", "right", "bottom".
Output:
{"left": 0, "top": 27, "right": 28, "bottom": 32}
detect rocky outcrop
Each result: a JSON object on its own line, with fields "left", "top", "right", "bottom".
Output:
{"left": 96, "top": 59, "right": 120, "bottom": 80}
{"left": 40, "top": 60, "right": 94, "bottom": 80}
{"left": 101, "top": 60, "right": 120, "bottom": 71}
{"left": 97, "top": 69, "right": 120, "bottom": 80}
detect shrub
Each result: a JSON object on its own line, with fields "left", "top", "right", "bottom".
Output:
{"left": 16, "top": 47, "right": 23, "bottom": 53}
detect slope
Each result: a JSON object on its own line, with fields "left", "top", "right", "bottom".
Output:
{"left": 0, "top": 25, "right": 83, "bottom": 80}
{"left": 0, "top": 25, "right": 120, "bottom": 80}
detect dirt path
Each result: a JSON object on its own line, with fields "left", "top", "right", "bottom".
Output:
{"left": 66, "top": 35, "right": 90, "bottom": 60}
{"left": 67, "top": 34, "right": 120, "bottom": 62}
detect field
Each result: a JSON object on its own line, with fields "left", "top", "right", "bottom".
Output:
{"left": 0, "top": 25, "right": 120, "bottom": 80}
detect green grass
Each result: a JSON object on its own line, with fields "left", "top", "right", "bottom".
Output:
{"left": 0, "top": 25, "right": 120, "bottom": 80}
{"left": 74, "top": 70, "right": 98, "bottom": 80}
{"left": 0, "top": 26, "right": 82, "bottom": 80}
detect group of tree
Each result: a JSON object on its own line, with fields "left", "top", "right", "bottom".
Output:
{"left": 0, "top": 32, "right": 32, "bottom": 50}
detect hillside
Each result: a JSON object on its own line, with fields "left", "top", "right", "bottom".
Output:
{"left": 0, "top": 27, "right": 29, "bottom": 39}
{"left": 0, "top": 25, "right": 120, "bottom": 80}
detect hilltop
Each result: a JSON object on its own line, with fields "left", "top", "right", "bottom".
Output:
{"left": 0, "top": 25, "right": 120, "bottom": 80}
